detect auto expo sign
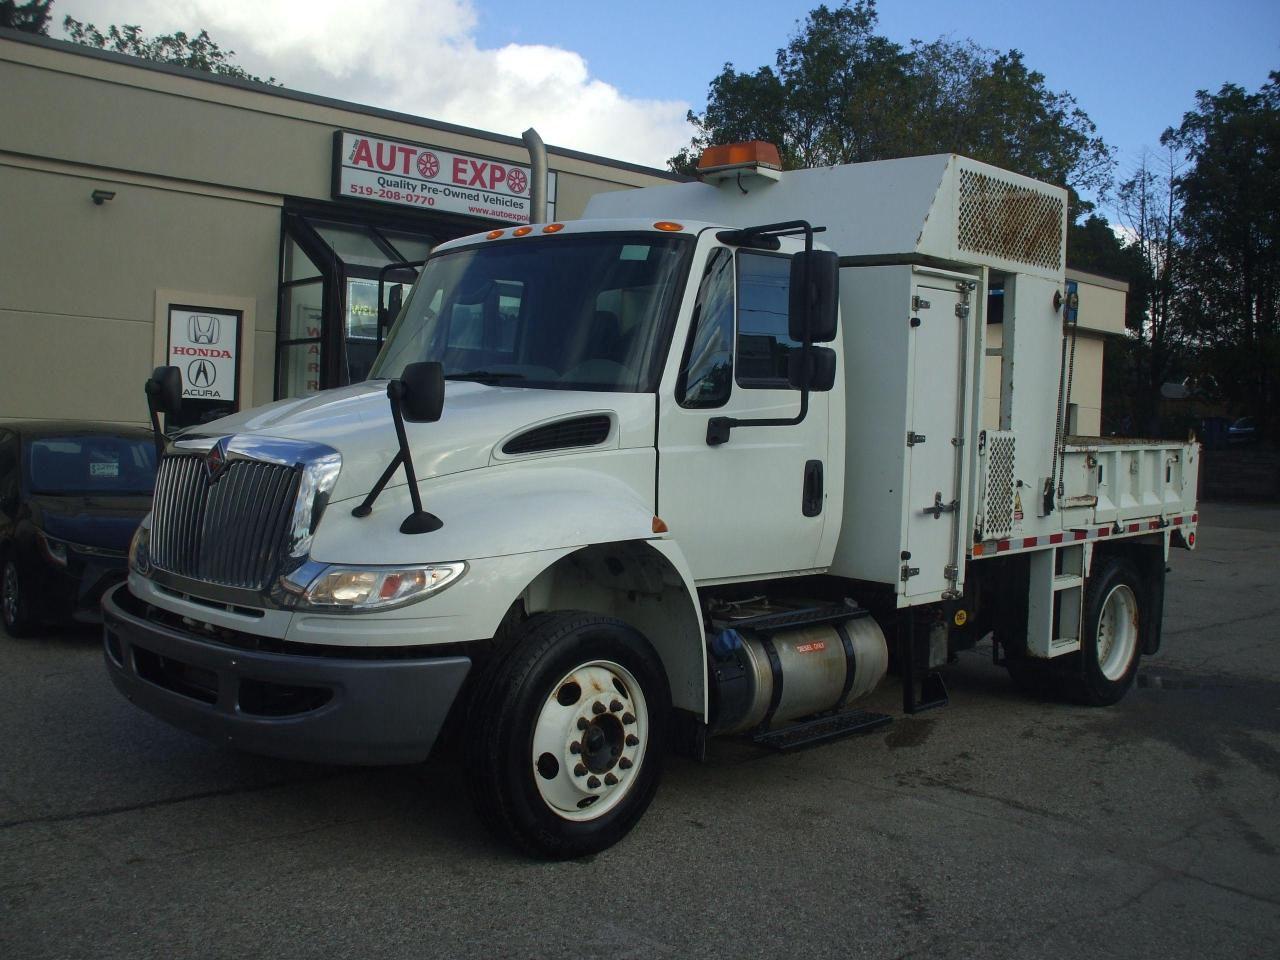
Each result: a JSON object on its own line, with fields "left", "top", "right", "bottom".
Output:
{"left": 333, "top": 130, "right": 532, "bottom": 224}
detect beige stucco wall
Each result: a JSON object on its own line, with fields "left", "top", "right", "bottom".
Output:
{"left": 0, "top": 34, "right": 678, "bottom": 426}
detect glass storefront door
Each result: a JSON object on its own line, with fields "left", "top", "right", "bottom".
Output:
{"left": 276, "top": 212, "right": 443, "bottom": 399}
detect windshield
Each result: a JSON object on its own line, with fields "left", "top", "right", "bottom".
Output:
{"left": 371, "top": 233, "right": 691, "bottom": 391}
{"left": 26, "top": 435, "right": 157, "bottom": 495}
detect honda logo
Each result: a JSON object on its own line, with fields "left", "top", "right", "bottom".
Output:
{"left": 187, "top": 358, "right": 216, "bottom": 388}
{"left": 188, "top": 314, "right": 220, "bottom": 344}
{"left": 204, "top": 437, "right": 232, "bottom": 483}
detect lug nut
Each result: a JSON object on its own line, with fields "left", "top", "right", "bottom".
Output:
{"left": 587, "top": 776, "right": 601, "bottom": 789}
{"left": 604, "top": 773, "right": 619, "bottom": 786}
{"left": 577, "top": 717, "right": 589, "bottom": 730}
{"left": 622, "top": 712, "right": 635, "bottom": 725}
{"left": 592, "top": 701, "right": 607, "bottom": 715}
{"left": 625, "top": 734, "right": 639, "bottom": 747}
{"left": 574, "top": 763, "right": 587, "bottom": 777}
{"left": 570, "top": 742, "right": 581, "bottom": 754}
{"left": 610, "top": 699, "right": 623, "bottom": 712}
{"left": 619, "top": 757, "right": 633, "bottom": 769}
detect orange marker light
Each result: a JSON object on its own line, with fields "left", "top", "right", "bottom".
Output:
{"left": 485, "top": 229, "right": 504, "bottom": 240}
{"left": 651, "top": 516, "right": 669, "bottom": 534}
{"left": 513, "top": 226, "right": 533, "bottom": 237}
{"left": 542, "top": 223, "right": 565, "bottom": 233}
{"left": 653, "top": 221, "right": 683, "bottom": 232}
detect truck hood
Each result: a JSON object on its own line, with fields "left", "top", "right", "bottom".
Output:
{"left": 193, "top": 381, "right": 654, "bottom": 504}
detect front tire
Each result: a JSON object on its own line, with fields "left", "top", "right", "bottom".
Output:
{"left": 463, "top": 611, "right": 670, "bottom": 859}
{"left": 2, "top": 557, "right": 37, "bottom": 638}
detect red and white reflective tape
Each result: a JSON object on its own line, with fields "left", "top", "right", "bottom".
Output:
{"left": 971, "top": 512, "right": 1198, "bottom": 558}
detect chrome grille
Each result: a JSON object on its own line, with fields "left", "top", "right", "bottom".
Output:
{"left": 150, "top": 455, "right": 302, "bottom": 590}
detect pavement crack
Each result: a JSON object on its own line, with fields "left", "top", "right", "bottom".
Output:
{"left": 0, "top": 773, "right": 350, "bottom": 831}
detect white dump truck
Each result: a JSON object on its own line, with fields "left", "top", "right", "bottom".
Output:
{"left": 104, "top": 143, "right": 1199, "bottom": 858}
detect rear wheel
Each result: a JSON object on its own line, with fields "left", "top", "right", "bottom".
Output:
{"left": 1006, "top": 556, "right": 1144, "bottom": 705}
{"left": 2, "top": 557, "right": 37, "bottom": 638}
{"left": 1062, "top": 558, "right": 1143, "bottom": 706}
{"left": 464, "top": 611, "right": 670, "bottom": 859}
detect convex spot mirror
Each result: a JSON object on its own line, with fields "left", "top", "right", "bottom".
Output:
{"left": 145, "top": 366, "right": 183, "bottom": 416}
{"left": 394, "top": 361, "right": 446, "bottom": 423}
{"left": 788, "top": 346, "right": 837, "bottom": 392}
{"left": 788, "top": 250, "right": 839, "bottom": 343}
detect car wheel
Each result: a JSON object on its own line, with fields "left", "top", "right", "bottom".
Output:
{"left": 463, "top": 611, "right": 670, "bottom": 859}
{"left": 2, "top": 557, "right": 37, "bottom": 638}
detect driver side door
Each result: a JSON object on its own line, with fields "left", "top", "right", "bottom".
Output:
{"left": 656, "top": 241, "right": 831, "bottom": 582}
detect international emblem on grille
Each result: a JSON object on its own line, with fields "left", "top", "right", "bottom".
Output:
{"left": 204, "top": 437, "right": 232, "bottom": 484}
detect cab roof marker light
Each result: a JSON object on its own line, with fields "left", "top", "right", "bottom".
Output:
{"left": 513, "top": 226, "right": 534, "bottom": 237}
{"left": 542, "top": 223, "right": 565, "bottom": 233}
{"left": 485, "top": 229, "right": 504, "bottom": 240}
{"left": 653, "top": 221, "right": 683, "bottom": 232}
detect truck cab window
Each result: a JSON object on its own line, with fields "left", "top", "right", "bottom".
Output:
{"left": 736, "top": 251, "right": 797, "bottom": 388}
{"left": 677, "top": 249, "right": 735, "bottom": 408}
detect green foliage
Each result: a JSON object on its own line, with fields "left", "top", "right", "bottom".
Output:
{"left": 63, "top": 16, "right": 278, "bottom": 85}
{"left": 1, "top": 0, "right": 51, "bottom": 34}
{"left": 672, "top": 1, "right": 1112, "bottom": 216}
{"left": 1165, "top": 71, "right": 1280, "bottom": 426}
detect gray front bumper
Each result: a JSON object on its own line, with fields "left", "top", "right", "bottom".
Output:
{"left": 102, "top": 583, "right": 470, "bottom": 765}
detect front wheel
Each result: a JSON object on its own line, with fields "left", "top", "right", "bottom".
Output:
{"left": 2, "top": 558, "right": 37, "bottom": 638}
{"left": 463, "top": 611, "right": 670, "bottom": 859}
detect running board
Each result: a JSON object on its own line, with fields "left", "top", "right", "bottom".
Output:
{"left": 752, "top": 709, "right": 892, "bottom": 752}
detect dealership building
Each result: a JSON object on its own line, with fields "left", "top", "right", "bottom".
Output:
{"left": 0, "top": 28, "right": 1125, "bottom": 433}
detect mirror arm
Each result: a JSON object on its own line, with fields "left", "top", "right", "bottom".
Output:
{"left": 707, "top": 382, "right": 811, "bottom": 447}
{"left": 352, "top": 378, "right": 443, "bottom": 534}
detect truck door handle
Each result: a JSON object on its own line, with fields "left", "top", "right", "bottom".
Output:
{"left": 803, "top": 460, "right": 823, "bottom": 517}
{"left": 922, "top": 491, "right": 958, "bottom": 519}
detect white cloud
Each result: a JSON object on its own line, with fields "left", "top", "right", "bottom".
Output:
{"left": 57, "top": 1, "right": 693, "bottom": 168}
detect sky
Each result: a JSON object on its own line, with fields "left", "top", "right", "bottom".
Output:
{"left": 54, "top": 0, "right": 1280, "bottom": 216}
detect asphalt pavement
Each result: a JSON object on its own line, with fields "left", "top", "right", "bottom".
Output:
{"left": 2, "top": 503, "right": 1278, "bottom": 959}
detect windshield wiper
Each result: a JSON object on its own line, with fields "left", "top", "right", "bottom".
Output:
{"left": 444, "top": 370, "right": 527, "bottom": 385}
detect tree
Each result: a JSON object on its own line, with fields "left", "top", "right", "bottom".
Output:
{"left": 672, "top": 1, "right": 1113, "bottom": 217}
{"left": 1, "top": 0, "right": 51, "bottom": 34}
{"left": 1112, "top": 147, "right": 1188, "bottom": 430}
{"left": 63, "top": 16, "right": 278, "bottom": 85}
{"left": 1165, "top": 72, "right": 1280, "bottom": 431}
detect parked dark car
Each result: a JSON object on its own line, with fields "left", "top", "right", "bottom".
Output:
{"left": 0, "top": 422, "right": 157, "bottom": 635}
{"left": 1227, "top": 416, "right": 1258, "bottom": 445}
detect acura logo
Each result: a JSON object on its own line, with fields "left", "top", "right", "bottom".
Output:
{"left": 187, "top": 358, "right": 216, "bottom": 388}
{"left": 204, "top": 437, "right": 232, "bottom": 483}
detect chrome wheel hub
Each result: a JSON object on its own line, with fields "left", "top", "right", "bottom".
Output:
{"left": 532, "top": 660, "right": 648, "bottom": 821}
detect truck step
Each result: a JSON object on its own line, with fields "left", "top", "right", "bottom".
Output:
{"left": 752, "top": 709, "right": 893, "bottom": 752}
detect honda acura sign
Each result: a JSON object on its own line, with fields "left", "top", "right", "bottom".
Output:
{"left": 168, "top": 306, "right": 240, "bottom": 403}
{"left": 332, "top": 130, "right": 533, "bottom": 224}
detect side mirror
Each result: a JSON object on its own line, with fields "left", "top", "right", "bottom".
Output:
{"left": 788, "top": 250, "right": 839, "bottom": 343}
{"left": 788, "top": 346, "right": 837, "bottom": 392}
{"left": 395, "top": 361, "right": 445, "bottom": 423}
{"left": 145, "top": 366, "right": 183, "bottom": 416}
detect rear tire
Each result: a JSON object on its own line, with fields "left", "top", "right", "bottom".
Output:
{"left": 1006, "top": 556, "right": 1144, "bottom": 706}
{"left": 1061, "top": 557, "right": 1144, "bottom": 706}
{"left": 463, "top": 611, "right": 670, "bottom": 859}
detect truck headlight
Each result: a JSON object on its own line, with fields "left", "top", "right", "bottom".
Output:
{"left": 129, "top": 524, "right": 151, "bottom": 576}
{"left": 298, "top": 562, "right": 465, "bottom": 611}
